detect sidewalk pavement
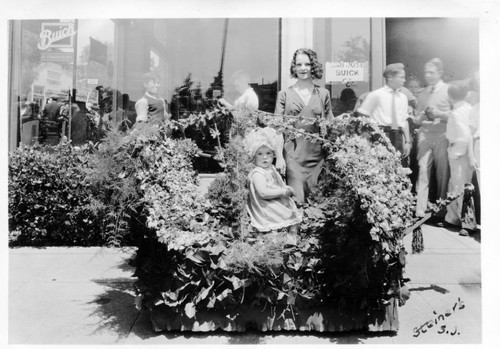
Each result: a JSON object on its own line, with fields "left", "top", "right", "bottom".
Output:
{"left": 8, "top": 224, "right": 481, "bottom": 345}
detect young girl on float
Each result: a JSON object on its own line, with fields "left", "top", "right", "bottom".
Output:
{"left": 244, "top": 127, "right": 302, "bottom": 233}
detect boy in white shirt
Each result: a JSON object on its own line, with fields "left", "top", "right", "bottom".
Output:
{"left": 444, "top": 81, "right": 475, "bottom": 235}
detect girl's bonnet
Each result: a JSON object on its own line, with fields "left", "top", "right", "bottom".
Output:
{"left": 243, "top": 127, "right": 278, "bottom": 158}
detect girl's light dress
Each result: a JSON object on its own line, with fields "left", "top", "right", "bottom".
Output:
{"left": 247, "top": 166, "right": 302, "bottom": 232}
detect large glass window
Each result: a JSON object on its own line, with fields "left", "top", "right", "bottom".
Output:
{"left": 8, "top": 19, "right": 117, "bottom": 147}
{"left": 116, "top": 18, "right": 280, "bottom": 172}
{"left": 313, "top": 18, "right": 372, "bottom": 116}
{"left": 386, "top": 18, "right": 479, "bottom": 84}
{"left": 9, "top": 18, "right": 280, "bottom": 157}
{"left": 118, "top": 18, "right": 279, "bottom": 116}
{"left": 10, "top": 19, "right": 78, "bottom": 146}
{"left": 73, "top": 19, "right": 116, "bottom": 144}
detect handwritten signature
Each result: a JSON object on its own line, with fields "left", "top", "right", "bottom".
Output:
{"left": 413, "top": 297, "right": 465, "bottom": 337}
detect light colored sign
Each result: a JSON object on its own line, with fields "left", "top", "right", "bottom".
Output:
{"left": 40, "top": 52, "right": 74, "bottom": 62}
{"left": 76, "top": 88, "right": 98, "bottom": 104}
{"left": 87, "top": 79, "right": 99, "bottom": 85}
{"left": 38, "top": 22, "right": 76, "bottom": 50}
{"left": 325, "top": 61, "right": 365, "bottom": 83}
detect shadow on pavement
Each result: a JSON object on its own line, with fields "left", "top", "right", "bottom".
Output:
{"left": 154, "top": 328, "right": 396, "bottom": 345}
{"left": 327, "top": 330, "right": 396, "bottom": 344}
{"left": 470, "top": 230, "right": 481, "bottom": 244}
{"left": 87, "top": 279, "right": 143, "bottom": 341}
{"left": 226, "top": 330, "right": 265, "bottom": 344}
{"left": 409, "top": 284, "right": 450, "bottom": 294}
{"left": 265, "top": 329, "right": 395, "bottom": 344}
{"left": 116, "top": 252, "right": 137, "bottom": 273}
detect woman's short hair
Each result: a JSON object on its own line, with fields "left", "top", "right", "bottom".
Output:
{"left": 290, "top": 48, "right": 323, "bottom": 80}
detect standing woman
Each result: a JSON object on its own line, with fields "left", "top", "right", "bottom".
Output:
{"left": 274, "top": 48, "right": 333, "bottom": 202}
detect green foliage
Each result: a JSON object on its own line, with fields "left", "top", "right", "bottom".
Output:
{"left": 171, "top": 108, "right": 231, "bottom": 173}
{"left": 136, "top": 127, "right": 211, "bottom": 251}
{"left": 9, "top": 104, "right": 417, "bottom": 321}
{"left": 8, "top": 142, "right": 99, "bottom": 246}
{"left": 82, "top": 123, "right": 146, "bottom": 246}
{"left": 81, "top": 122, "right": 205, "bottom": 248}
{"left": 8, "top": 122, "right": 203, "bottom": 248}
{"left": 133, "top": 111, "right": 418, "bottom": 321}
{"left": 207, "top": 135, "right": 253, "bottom": 231}
{"left": 299, "top": 116, "right": 416, "bottom": 306}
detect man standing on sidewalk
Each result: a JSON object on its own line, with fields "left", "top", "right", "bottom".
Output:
{"left": 357, "top": 63, "right": 412, "bottom": 167}
{"left": 414, "top": 58, "right": 452, "bottom": 220}
{"left": 444, "top": 81, "right": 475, "bottom": 236}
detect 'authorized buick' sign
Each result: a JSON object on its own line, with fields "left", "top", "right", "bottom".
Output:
{"left": 37, "top": 22, "right": 76, "bottom": 50}
{"left": 325, "top": 61, "right": 366, "bottom": 83}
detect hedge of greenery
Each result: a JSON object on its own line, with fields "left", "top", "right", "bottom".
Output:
{"left": 9, "top": 143, "right": 98, "bottom": 246}
{"left": 8, "top": 123, "right": 201, "bottom": 247}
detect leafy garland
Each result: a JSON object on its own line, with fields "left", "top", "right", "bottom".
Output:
{"left": 133, "top": 107, "right": 418, "bottom": 323}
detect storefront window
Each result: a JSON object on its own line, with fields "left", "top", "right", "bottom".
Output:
{"left": 9, "top": 18, "right": 280, "bottom": 153}
{"left": 10, "top": 20, "right": 77, "bottom": 146}
{"left": 116, "top": 18, "right": 280, "bottom": 172}
{"left": 8, "top": 19, "right": 117, "bottom": 147}
{"left": 118, "top": 18, "right": 279, "bottom": 115}
{"left": 386, "top": 18, "right": 479, "bottom": 85}
{"left": 73, "top": 19, "right": 116, "bottom": 144}
{"left": 313, "top": 18, "right": 372, "bottom": 116}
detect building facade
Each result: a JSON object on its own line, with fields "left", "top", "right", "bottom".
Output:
{"left": 8, "top": 17, "right": 479, "bottom": 150}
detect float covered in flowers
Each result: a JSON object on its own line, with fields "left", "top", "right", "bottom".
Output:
{"left": 130, "top": 108, "right": 416, "bottom": 333}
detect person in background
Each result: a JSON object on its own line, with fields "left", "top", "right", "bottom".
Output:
{"left": 19, "top": 97, "right": 39, "bottom": 124}
{"left": 218, "top": 70, "right": 259, "bottom": 110}
{"left": 406, "top": 77, "right": 423, "bottom": 99}
{"left": 353, "top": 91, "right": 370, "bottom": 116}
{"left": 40, "top": 96, "right": 64, "bottom": 144}
{"left": 17, "top": 97, "right": 40, "bottom": 146}
{"left": 335, "top": 87, "right": 358, "bottom": 116}
{"left": 134, "top": 72, "right": 170, "bottom": 125}
{"left": 443, "top": 81, "right": 475, "bottom": 236}
{"left": 413, "top": 58, "right": 452, "bottom": 220}
{"left": 98, "top": 87, "right": 125, "bottom": 130}
{"left": 59, "top": 97, "right": 80, "bottom": 141}
{"left": 274, "top": 48, "right": 334, "bottom": 202}
{"left": 467, "top": 69, "right": 480, "bottom": 232}
{"left": 357, "top": 63, "right": 412, "bottom": 167}
{"left": 404, "top": 77, "right": 423, "bottom": 193}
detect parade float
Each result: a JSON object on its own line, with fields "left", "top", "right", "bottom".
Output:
{"left": 129, "top": 107, "right": 416, "bottom": 333}
{"left": 9, "top": 106, "right": 418, "bottom": 333}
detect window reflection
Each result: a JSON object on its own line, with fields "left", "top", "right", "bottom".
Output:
{"left": 314, "top": 18, "right": 371, "bottom": 116}
{"left": 12, "top": 18, "right": 279, "bottom": 152}
{"left": 14, "top": 20, "right": 78, "bottom": 146}
{"left": 386, "top": 18, "right": 479, "bottom": 84}
{"left": 117, "top": 18, "right": 280, "bottom": 172}
{"left": 73, "top": 19, "right": 116, "bottom": 144}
